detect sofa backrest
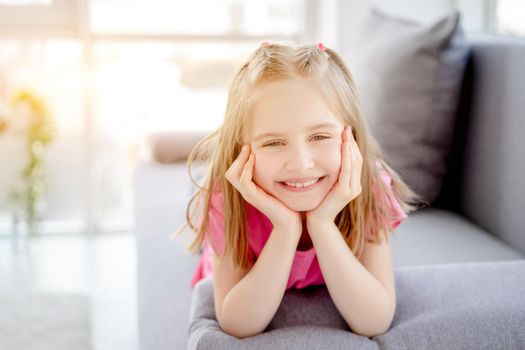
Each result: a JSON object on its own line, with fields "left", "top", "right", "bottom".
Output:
{"left": 435, "top": 36, "right": 525, "bottom": 254}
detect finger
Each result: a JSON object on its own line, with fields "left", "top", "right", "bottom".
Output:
{"left": 348, "top": 129, "right": 363, "bottom": 192}
{"left": 339, "top": 126, "right": 352, "bottom": 186}
{"left": 229, "top": 145, "right": 250, "bottom": 180}
{"left": 239, "top": 153, "right": 255, "bottom": 186}
{"left": 226, "top": 159, "right": 240, "bottom": 184}
{"left": 348, "top": 128, "right": 363, "bottom": 169}
{"left": 353, "top": 136, "right": 363, "bottom": 163}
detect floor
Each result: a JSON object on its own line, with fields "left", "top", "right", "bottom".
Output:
{"left": 0, "top": 232, "right": 138, "bottom": 350}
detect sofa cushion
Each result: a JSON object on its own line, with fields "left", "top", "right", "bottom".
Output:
{"left": 344, "top": 7, "right": 469, "bottom": 204}
{"left": 188, "top": 260, "right": 525, "bottom": 349}
{"left": 391, "top": 207, "right": 525, "bottom": 267}
{"left": 375, "top": 260, "right": 525, "bottom": 349}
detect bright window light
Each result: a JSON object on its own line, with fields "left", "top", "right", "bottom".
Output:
{"left": 90, "top": 0, "right": 303, "bottom": 36}
{"left": 0, "top": 0, "right": 52, "bottom": 5}
{"left": 496, "top": 0, "right": 525, "bottom": 36}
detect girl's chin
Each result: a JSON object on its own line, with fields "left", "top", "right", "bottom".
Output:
{"left": 277, "top": 197, "right": 323, "bottom": 212}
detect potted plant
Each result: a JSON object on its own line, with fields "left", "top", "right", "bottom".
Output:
{"left": 0, "top": 89, "right": 56, "bottom": 237}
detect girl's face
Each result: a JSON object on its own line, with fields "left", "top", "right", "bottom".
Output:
{"left": 246, "top": 79, "right": 344, "bottom": 213}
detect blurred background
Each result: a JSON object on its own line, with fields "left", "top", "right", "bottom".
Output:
{"left": 0, "top": 0, "right": 523, "bottom": 349}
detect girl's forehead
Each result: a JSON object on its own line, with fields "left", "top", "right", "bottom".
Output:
{"left": 252, "top": 78, "right": 314, "bottom": 97}
{"left": 245, "top": 80, "right": 343, "bottom": 139}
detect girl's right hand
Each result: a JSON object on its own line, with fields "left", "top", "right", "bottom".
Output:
{"left": 225, "top": 144, "right": 302, "bottom": 235}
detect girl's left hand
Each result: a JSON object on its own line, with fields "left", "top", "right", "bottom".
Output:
{"left": 306, "top": 126, "right": 363, "bottom": 226}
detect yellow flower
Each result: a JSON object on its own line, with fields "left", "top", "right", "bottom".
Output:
{"left": 0, "top": 117, "right": 8, "bottom": 134}
{"left": 10, "top": 89, "right": 56, "bottom": 144}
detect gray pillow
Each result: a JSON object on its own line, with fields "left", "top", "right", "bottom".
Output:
{"left": 344, "top": 7, "right": 469, "bottom": 204}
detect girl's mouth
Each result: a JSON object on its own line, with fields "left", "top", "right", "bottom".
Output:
{"left": 278, "top": 176, "right": 326, "bottom": 192}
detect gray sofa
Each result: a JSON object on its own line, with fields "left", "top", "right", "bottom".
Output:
{"left": 134, "top": 37, "right": 525, "bottom": 350}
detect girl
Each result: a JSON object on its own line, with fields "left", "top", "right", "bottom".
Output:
{"left": 177, "top": 42, "right": 422, "bottom": 339}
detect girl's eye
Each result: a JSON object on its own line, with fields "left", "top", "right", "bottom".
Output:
{"left": 263, "top": 135, "right": 330, "bottom": 147}
{"left": 264, "top": 141, "right": 284, "bottom": 147}
{"left": 311, "top": 135, "right": 330, "bottom": 141}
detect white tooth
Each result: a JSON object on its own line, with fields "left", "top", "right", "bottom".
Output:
{"left": 284, "top": 178, "right": 319, "bottom": 188}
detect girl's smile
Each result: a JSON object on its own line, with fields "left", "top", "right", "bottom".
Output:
{"left": 277, "top": 175, "right": 327, "bottom": 192}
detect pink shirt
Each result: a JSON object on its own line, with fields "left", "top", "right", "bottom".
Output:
{"left": 190, "top": 163, "right": 407, "bottom": 290}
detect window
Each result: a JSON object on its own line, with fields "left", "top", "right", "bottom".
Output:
{"left": 0, "top": 0, "right": 307, "bottom": 235}
{"left": 91, "top": 0, "right": 304, "bottom": 37}
{"left": 456, "top": 0, "right": 525, "bottom": 37}
{"left": 495, "top": 0, "right": 525, "bottom": 36}
{"left": 0, "top": 0, "right": 78, "bottom": 37}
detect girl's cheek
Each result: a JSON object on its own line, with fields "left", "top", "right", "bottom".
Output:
{"left": 317, "top": 141, "right": 341, "bottom": 161}
{"left": 252, "top": 153, "right": 271, "bottom": 185}
{"left": 320, "top": 142, "right": 343, "bottom": 173}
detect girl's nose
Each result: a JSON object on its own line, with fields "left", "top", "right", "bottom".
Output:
{"left": 285, "top": 145, "right": 314, "bottom": 172}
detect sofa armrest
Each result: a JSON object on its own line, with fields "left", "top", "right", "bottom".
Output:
{"left": 189, "top": 260, "right": 525, "bottom": 349}
{"left": 188, "top": 278, "right": 377, "bottom": 350}
{"left": 134, "top": 160, "right": 205, "bottom": 350}
{"left": 141, "top": 131, "right": 208, "bottom": 164}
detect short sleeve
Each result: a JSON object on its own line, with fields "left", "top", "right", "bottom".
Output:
{"left": 366, "top": 166, "right": 408, "bottom": 240}
{"left": 205, "top": 190, "right": 226, "bottom": 256}
{"left": 380, "top": 168, "right": 407, "bottom": 228}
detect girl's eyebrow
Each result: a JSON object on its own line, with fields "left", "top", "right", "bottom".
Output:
{"left": 252, "top": 122, "right": 340, "bottom": 142}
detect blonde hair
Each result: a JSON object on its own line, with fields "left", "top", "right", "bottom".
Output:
{"left": 174, "top": 43, "right": 426, "bottom": 271}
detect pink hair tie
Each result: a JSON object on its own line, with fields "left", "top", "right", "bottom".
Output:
{"left": 260, "top": 41, "right": 270, "bottom": 48}
{"left": 317, "top": 42, "right": 327, "bottom": 52}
